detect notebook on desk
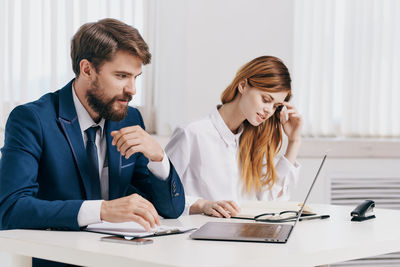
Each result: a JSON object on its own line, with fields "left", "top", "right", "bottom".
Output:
{"left": 190, "top": 155, "right": 327, "bottom": 243}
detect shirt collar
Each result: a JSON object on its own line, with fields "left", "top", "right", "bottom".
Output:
{"left": 72, "top": 82, "right": 105, "bottom": 137}
{"left": 210, "top": 106, "right": 243, "bottom": 147}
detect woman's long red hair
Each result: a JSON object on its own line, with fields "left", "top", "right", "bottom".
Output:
{"left": 221, "top": 56, "right": 292, "bottom": 194}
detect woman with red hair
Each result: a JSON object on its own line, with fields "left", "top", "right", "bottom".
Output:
{"left": 166, "top": 56, "right": 302, "bottom": 217}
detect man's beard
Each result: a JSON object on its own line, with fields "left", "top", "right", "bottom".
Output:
{"left": 86, "top": 78, "right": 132, "bottom": 121}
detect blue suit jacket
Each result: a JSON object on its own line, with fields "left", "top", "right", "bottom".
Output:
{"left": 0, "top": 80, "right": 185, "bottom": 230}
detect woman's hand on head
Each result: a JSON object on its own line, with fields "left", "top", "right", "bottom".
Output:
{"left": 279, "top": 102, "right": 303, "bottom": 143}
{"left": 190, "top": 199, "right": 240, "bottom": 218}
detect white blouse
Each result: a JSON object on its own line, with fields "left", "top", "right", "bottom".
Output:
{"left": 165, "top": 107, "right": 301, "bottom": 215}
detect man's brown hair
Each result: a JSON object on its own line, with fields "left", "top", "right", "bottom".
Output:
{"left": 71, "top": 18, "right": 151, "bottom": 76}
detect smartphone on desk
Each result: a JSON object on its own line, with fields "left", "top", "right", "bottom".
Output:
{"left": 101, "top": 235, "right": 153, "bottom": 245}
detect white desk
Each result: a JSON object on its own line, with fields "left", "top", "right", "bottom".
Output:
{"left": 1, "top": 202, "right": 400, "bottom": 267}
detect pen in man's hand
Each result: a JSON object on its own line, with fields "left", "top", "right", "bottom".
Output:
{"left": 299, "top": 215, "right": 330, "bottom": 221}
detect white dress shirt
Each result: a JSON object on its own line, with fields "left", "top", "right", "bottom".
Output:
{"left": 72, "top": 85, "right": 170, "bottom": 227}
{"left": 165, "top": 107, "right": 301, "bottom": 215}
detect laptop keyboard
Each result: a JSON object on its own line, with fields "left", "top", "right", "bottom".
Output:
{"left": 236, "top": 224, "right": 282, "bottom": 238}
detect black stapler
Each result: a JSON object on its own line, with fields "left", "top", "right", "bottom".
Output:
{"left": 351, "top": 200, "right": 376, "bottom": 222}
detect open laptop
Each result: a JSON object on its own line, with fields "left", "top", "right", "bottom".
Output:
{"left": 190, "top": 155, "right": 327, "bottom": 243}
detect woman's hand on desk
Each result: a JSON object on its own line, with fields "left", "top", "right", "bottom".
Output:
{"left": 100, "top": 194, "right": 161, "bottom": 231}
{"left": 190, "top": 199, "right": 240, "bottom": 218}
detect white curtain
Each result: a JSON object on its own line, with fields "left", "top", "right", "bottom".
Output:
{"left": 293, "top": 0, "right": 400, "bottom": 138}
{"left": 0, "top": 0, "right": 149, "bottom": 133}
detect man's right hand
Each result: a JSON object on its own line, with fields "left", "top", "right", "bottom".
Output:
{"left": 100, "top": 194, "right": 161, "bottom": 231}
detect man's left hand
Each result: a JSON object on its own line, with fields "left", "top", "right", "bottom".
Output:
{"left": 111, "top": 126, "right": 164, "bottom": 161}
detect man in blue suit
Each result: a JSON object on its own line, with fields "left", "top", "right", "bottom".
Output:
{"left": 0, "top": 18, "right": 185, "bottom": 266}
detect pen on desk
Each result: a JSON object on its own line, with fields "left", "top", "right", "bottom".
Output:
{"left": 299, "top": 215, "right": 330, "bottom": 221}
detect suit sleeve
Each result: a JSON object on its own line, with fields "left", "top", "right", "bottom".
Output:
{"left": 124, "top": 109, "right": 185, "bottom": 219}
{"left": 0, "top": 105, "right": 83, "bottom": 230}
{"left": 165, "top": 126, "right": 198, "bottom": 215}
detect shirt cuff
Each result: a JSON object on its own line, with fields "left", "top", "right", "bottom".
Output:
{"left": 147, "top": 151, "right": 170, "bottom": 180}
{"left": 77, "top": 200, "right": 103, "bottom": 227}
{"left": 182, "top": 195, "right": 202, "bottom": 215}
{"left": 273, "top": 156, "right": 301, "bottom": 198}
{"left": 275, "top": 156, "right": 301, "bottom": 185}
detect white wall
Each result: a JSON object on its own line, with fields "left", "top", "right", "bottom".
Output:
{"left": 293, "top": 157, "right": 400, "bottom": 204}
{"left": 293, "top": 139, "right": 400, "bottom": 204}
{"left": 154, "top": 0, "right": 294, "bottom": 135}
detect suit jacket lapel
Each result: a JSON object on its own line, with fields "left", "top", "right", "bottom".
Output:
{"left": 57, "top": 80, "right": 93, "bottom": 199}
{"left": 105, "top": 120, "right": 122, "bottom": 200}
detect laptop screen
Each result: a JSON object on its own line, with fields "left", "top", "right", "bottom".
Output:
{"left": 291, "top": 155, "right": 328, "bottom": 229}
{"left": 190, "top": 154, "right": 328, "bottom": 243}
